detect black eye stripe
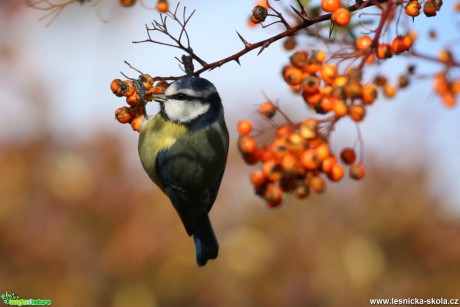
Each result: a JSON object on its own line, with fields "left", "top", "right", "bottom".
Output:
{"left": 168, "top": 93, "right": 198, "bottom": 101}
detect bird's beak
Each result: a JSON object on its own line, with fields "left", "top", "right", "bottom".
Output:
{"left": 153, "top": 93, "right": 166, "bottom": 103}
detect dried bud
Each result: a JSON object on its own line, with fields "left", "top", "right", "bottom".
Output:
{"left": 252, "top": 5, "right": 268, "bottom": 22}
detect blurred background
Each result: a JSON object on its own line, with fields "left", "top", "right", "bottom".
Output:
{"left": 1, "top": 1, "right": 460, "bottom": 306}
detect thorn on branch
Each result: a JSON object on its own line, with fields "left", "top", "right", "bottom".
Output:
{"left": 290, "top": 5, "right": 307, "bottom": 20}
{"left": 293, "top": 0, "right": 308, "bottom": 19}
{"left": 236, "top": 31, "right": 251, "bottom": 48}
{"left": 258, "top": 42, "right": 270, "bottom": 56}
{"left": 329, "top": 22, "right": 335, "bottom": 39}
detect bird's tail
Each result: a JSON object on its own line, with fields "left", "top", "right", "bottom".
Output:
{"left": 193, "top": 215, "right": 219, "bottom": 267}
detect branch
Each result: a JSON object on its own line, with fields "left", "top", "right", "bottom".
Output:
{"left": 140, "top": 0, "right": 385, "bottom": 81}
{"left": 192, "top": 0, "right": 382, "bottom": 77}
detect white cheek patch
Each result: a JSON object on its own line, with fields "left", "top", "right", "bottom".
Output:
{"left": 164, "top": 99, "right": 210, "bottom": 123}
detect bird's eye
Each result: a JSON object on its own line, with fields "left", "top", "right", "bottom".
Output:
{"left": 176, "top": 93, "right": 186, "bottom": 100}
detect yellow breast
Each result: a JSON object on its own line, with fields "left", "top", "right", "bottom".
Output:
{"left": 138, "top": 114, "right": 187, "bottom": 188}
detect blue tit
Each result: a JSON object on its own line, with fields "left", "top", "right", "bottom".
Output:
{"left": 138, "top": 77, "right": 229, "bottom": 267}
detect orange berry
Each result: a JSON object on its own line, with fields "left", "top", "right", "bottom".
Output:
{"left": 433, "top": 72, "right": 449, "bottom": 94}
{"left": 405, "top": 0, "right": 421, "bottom": 17}
{"left": 320, "top": 64, "right": 337, "bottom": 85}
{"left": 356, "top": 36, "right": 373, "bottom": 50}
{"left": 310, "top": 176, "right": 327, "bottom": 193}
{"left": 383, "top": 83, "right": 397, "bottom": 98}
{"left": 302, "top": 91, "right": 322, "bottom": 106}
{"left": 349, "top": 162, "right": 366, "bottom": 180}
{"left": 305, "top": 63, "right": 322, "bottom": 74}
{"left": 264, "top": 183, "right": 284, "bottom": 208}
{"left": 376, "top": 44, "right": 393, "bottom": 59}
{"left": 288, "top": 133, "right": 306, "bottom": 152}
{"left": 270, "top": 138, "right": 289, "bottom": 159}
{"left": 156, "top": 0, "right": 169, "bottom": 12}
{"left": 398, "top": 75, "right": 410, "bottom": 88}
{"left": 120, "top": 0, "right": 136, "bottom": 7}
{"left": 423, "top": 0, "right": 437, "bottom": 17}
{"left": 237, "top": 120, "right": 253, "bottom": 136}
{"left": 238, "top": 136, "right": 258, "bottom": 154}
{"left": 333, "top": 98, "right": 348, "bottom": 117}
{"left": 307, "top": 136, "right": 324, "bottom": 148}
{"left": 340, "top": 147, "right": 356, "bottom": 164}
{"left": 131, "top": 115, "right": 143, "bottom": 132}
{"left": 391, "top": 36, "right": 412, "bottom": 54}
{"left": 110, "top": 79, "right": 123, "bottom": 95}
{"left": 281, "top": 153, "right": 298, "bottom": 174}
{"left": 373, "top": 75, "right": 388, "bottom": 87}
{"left": 300, "top": 149, "right": 321, "bottom": 170}
{"left": 333, "top": 76, "right": 348, "bottom": 87}
{"left": 262, "top": 160, "right": 283, "bottom": 181}
{"left": 321, "top": 0, "right": 342, "bottom": 12}
{"left": 294, "top": 184, "right": 310, "bottom": 199}
{"left": 321, "top": 155, "right": 337, "bottom": 173}
{"left": 331, "top": 8, "right": 351, "bottom": 27}
{"left": 454, "top": 2, "right": 460, "bottom": 12}
{"left": 315, "top": 143, "right": 330, "bottom": 162}
{"left": 316, "top": 96, "right": 334, "bottom": 114}
{"left": 155, "top": 80, "right": 170, "bottom": 92}
{"left": 289, "top": 83, "right": 303, "bottom": 94}
{"left": 276, "top": 125, "right": 294, "bottom": 139}
{"left": 366, "top": 54, "right": 376, "bottom": 64}
{"left": 301, "top": 74, "right": 321, "bottom": 94}
{"left": 298, "top": 124, "right": 315, "bottom": 141}
{"left": 452, "top": 79, "right": 460, "bottom": 94}
{"left": 438, "top": 50, "right": 453, "bottom": 64}
{"left": 320, "top": 85, "right": 333, "bottom": 96}
{"left": 242, "top": 153, "right": 259, "bottom": 165}
{"left": 258, "top": 146, "right": 274, "bottom": 163}
{"left": 345, "top": 83, "right": 363, "bottom": 99}
{"left": 283, "top": 66, "right": 304, "bottom": 86}
{"left": 123, "top": 81, "right": 136, "bottom": 97}
{"left": 290, "top": 50, "right": 309, "bottom": 68}
{"left": 327, "top": 163, "right": 344, "bottom": 181}
{"left": 128, "top": 104, "right": 144, "bottom": 117}
{"left": 259, "top": 101, "right": 277, "bottom": 118}
{"left": 141, "top": 74, "right": 154, "bottom": 85}
{"left": 348, "top": 104, "right": 366, "bottom": 122}
{"left": 283, "top": 36, "right": 297, "bottom": 51}
{"left": 115, "top": 106, "right": 133, "bottom": 124}
{"left": 315, "top": 50, "right": 327, "bottom": 63}
{"left": 126, "top": 92, "right": 140, "bottom": 106}
{"left": 440, "top": 94, "right": 456, "bottom": 108}
{"left": 250, "top": 15, "right": 261, "bottom": 24}
{"left": 250, "top": 171, "right": 267, "bottom": 187}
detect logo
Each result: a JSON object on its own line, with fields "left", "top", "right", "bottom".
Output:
{"left": 1, "top": 292, "right": 51, "bottom": 306}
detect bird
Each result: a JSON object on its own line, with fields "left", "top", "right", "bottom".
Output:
{"left": 138, "top": 77, "right": 229, "bottom": 267}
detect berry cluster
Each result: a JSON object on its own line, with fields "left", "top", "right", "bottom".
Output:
{"left": 283, "top": 49, "right": 380, "bottom": 122}
{"left": 110, "top": 74, "right": 169, "bottom": 131}
{"left": 321, "top": 0, "right": 351, "bottom": 27}
{"left": 237, "top": 102, "right": 365, "bottom": 208}
{"left": 433, "top": 70, "right": 460, "bottom": 108}
{"left": 405, "top": 0, "right": 442, "bottom": 18}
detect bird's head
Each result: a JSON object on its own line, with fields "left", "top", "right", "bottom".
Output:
{"left": 156, "top": 77, "right": 223, "bottom": 125}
